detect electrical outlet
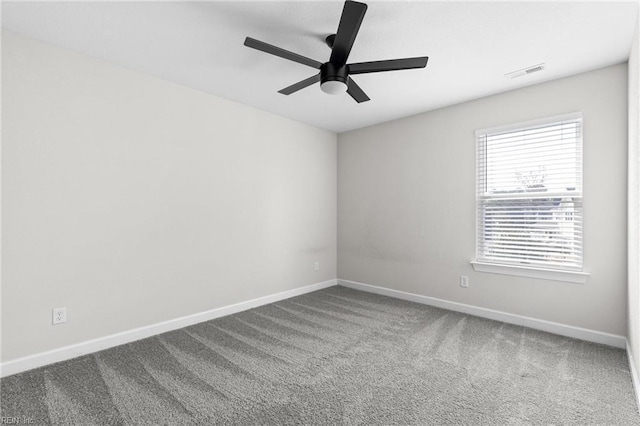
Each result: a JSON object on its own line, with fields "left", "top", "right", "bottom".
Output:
{"left": 460, "top": 276, "right": 469, "bottom": 288}
{"left": 314, "top": 261, "right": 320, "bottom": 271}
{"left": 52, "top": 307, "right": 66, "bottom": 325}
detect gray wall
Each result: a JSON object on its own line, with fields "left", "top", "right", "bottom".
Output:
{"left": 2, "top": 28, "right": 634, "bottom": 366}
{"left": 629, "top": 13, "right": 640, "bottom": 377}
{"left": 1, "top": 32, "right": 337, "bottom": 362}
{"left": 338, "top": 64, "right": 628, "bottom": 335}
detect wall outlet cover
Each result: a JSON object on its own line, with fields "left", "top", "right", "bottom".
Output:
{"left": 460, "top": 276, "right": 469, "bottom": 288}
{"left": 52, "top": 307, "right": 66, "bottom": 325}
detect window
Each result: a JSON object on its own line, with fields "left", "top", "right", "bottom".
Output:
{"left": 473, "top": 113, "right": 587, "bottom": 282}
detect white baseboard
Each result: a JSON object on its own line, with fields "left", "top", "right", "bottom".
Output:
{"left": 2, "top": 277, "right": 629, "bottom": 379}
{"left": 338, "top": 279, "right": 627, "bottom": 349}
{"left": 627, "top": 339, "right": 640, "bottom": 412}
{"left": 0, "top": 279, "right": 337, "bottom": 378}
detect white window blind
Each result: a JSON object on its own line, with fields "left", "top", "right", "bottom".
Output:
{"left": 476, "top": 113, "right": 583, "bottom": 271}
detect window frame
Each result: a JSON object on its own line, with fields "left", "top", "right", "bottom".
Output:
{"left": 471, "top": 112, "right": 589, "bottom": 284}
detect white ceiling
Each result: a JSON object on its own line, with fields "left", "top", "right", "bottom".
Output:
{"left": 2, "top": 1, "right": 639, "bottom": 133}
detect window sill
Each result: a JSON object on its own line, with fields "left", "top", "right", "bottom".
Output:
{"left": 470, "top": 261, "right": 589, "bottom": 284}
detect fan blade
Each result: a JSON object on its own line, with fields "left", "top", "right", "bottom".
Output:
{"left": 348, "top": 57, "right": 429, "bottom": 74}
{"left": 278, "top": 74, "right": 321, "bottom": 95}
{"left": 330, "top": 1, "right": 368, "bottom": 66}
{"left": 347, "top": 77, "right": 370, "bottom": 103}
{"left": 244, "top": 37, "right": 322, "bottom": 69}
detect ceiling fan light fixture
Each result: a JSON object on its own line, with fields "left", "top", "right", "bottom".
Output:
{"left": 320, "top": 80, "right": 348, "bottom": 95}
{"left": 320, "top": 62, "right": 349, "bottom": 95}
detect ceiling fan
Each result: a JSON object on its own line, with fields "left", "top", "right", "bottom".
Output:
{"left": 243, "top": 0, "right": 429, "bottom": 103}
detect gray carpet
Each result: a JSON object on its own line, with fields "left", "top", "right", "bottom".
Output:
{"left": 1, "top": 285, "right": 638, "bottom": 425}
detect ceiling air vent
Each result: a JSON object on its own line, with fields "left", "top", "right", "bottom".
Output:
{"left": 505, "top": 63, "right": 546, "bottom": 79}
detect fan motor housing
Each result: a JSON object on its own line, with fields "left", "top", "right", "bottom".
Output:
{"left": 320, "top": 62, "right": 348, "bottom": 85}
